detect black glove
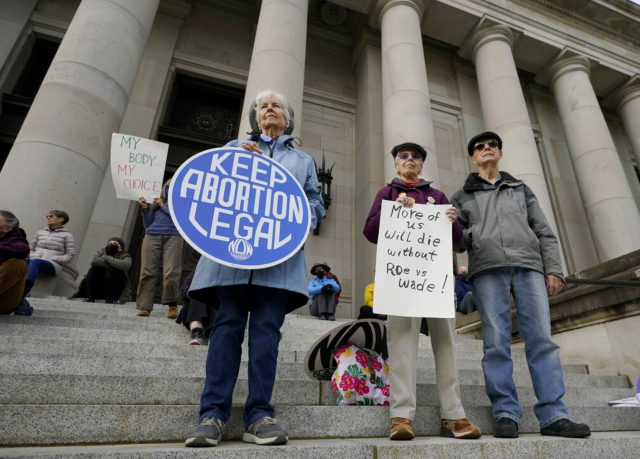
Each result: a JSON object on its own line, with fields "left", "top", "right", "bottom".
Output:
{"left": 321, "top": 284, "right": 333, "bottom": 293}
{"left": 105, "top": 244, "right": 118, "bottom": 256}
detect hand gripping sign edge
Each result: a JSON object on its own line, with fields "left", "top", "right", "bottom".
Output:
{"left": 169, "top": 147, "right": 311, "bottom": 269}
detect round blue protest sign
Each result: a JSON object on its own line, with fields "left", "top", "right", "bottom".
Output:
{"left": 169, "top": 147, "right": 311, "bottom": 269}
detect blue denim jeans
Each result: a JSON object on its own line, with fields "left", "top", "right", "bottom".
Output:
{"left": 25, "top": 258, "right": 56, "bottom": 283}
{"left": 198, "top": 284, "right": 287, "bottom": 428}
{"left": 470, "top": 267, "right": 568, "bottom": 428}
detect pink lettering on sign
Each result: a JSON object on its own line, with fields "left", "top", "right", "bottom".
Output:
{"left": 123, "top": 178, "right": 162, "bottom": 191}
{"left": 117, "top": 165, "right": 136, "bottom": 175}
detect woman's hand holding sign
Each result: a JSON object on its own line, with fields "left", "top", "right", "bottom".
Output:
{"left": 242, "top": 141, "right": 263, "bottom": 155}
{"left": 395, "top": 195, "right": 414, "bottom": 208}
{"left": 444, "top": 207, "right": 458, "bottom": 223}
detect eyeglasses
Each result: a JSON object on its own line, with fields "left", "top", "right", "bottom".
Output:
{"left": 474, "top": 139, "right": 499, "bottom": 151}
{"left": 46, "top": 214, "right": 55, "bottom": 219}
{"left": 397, "top": 152, "right": 422, "bottom": 160}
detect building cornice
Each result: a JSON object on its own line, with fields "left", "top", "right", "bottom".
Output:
{"left": 521, "top": 0, "right": 640, "bottom": 48}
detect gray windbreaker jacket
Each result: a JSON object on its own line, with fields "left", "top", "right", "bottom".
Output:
{"left": 450, "top": 172, "right": 564, "bottom": 280}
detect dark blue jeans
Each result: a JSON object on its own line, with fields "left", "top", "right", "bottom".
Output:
{"left": 470, "top": 267, "right": 569, "bottom": 428}
{"left": 25, "top": 258, "right": 55, "bottom": 283}
{"left": 199, "top": 284, "right": 287, "bottom": 428}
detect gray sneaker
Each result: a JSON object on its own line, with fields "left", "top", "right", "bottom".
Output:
{"left": 243, "top": 417, "right": 288, "bottom": 445}
{"left": 185, "top": 417, "right": 225, "bottom": 447}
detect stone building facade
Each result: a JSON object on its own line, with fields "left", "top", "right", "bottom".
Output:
{"left": 1, "top": 0, "right": 640, "bottom": 318}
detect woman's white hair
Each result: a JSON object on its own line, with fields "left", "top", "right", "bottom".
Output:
{"left": 255, "top": 89, "right": 291, "bottom": 123}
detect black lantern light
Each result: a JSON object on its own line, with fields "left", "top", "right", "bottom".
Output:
{"left": 314, "top": 150, "right": 335, "bottom": 235}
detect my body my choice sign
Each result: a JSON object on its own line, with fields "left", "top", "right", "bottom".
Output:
{"left": 169, "top": 147, "right": 311, "bottom": 269}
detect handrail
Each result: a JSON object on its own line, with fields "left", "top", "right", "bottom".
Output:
{"left": 456, "top": 274, "right": 640, "bottom": 288}
{"left": 564, "top": 278, "right": 640, "bottom": 288}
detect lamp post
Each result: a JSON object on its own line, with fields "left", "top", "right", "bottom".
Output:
{"left": 314, "top": 150, "right": 335, "bottom": 235}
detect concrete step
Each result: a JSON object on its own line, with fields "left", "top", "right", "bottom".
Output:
{"left": 2, "top": 373, "right": 632, "bottom": 407}
{"left": 1, "top": 404, "right": 639, "bottom": 446}
{"left": 0, "top": 321, "right": 499, "bottom": 354}
{"left": 0, "top": 355, "right": 610, "bottom": 387}
{"left": 0, "top": 336, "right": 571, "bottom": 373}
{"left": 24, "top": 302, "right": 351, "bottom": 332}
{"left": 2, "top": 433, "right": 640, "bottom": 458}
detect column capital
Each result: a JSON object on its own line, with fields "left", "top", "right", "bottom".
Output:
{"left": 617, "top": 78, "right": 640, "bottom": 111}
{"left": 471, "top": 24, "right": 515, "bottom": 61}
{"left": 457, "top": 17, "right": 522, "bottom": 62}
{"left": 535, "top": 49, "right": 598, "bottom": 88}
{"left": 548, "top": 55, "right": 592, "bottom": 86}
{"left": 372, "top": 0, "right": 424, "bottom": 28}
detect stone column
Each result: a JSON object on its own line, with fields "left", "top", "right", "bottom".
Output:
{"left": 617, "top": 81, "right": 640, "bottom": 166}
{"left": 550, "top": 56, "right": 640, "bottom": 261}
{"left": 0, "top": 0, "right": 38, "bottom": 87}
{"left": 471, "top": 24, "right": 559, "bottom": 239}
{"left": 378, "top": 0, "right": 439, "bottom": 186}
{"left": 238, "top": 0, "right": 308, "bottom": 135}
{"left": 0, "top": 0, "right": 160, "bottom": 255}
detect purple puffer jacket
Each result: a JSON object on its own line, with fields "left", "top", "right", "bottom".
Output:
{"left": 363, "top": 178, "right": 462, "bottom": 245}
{"left": 0, "top": 228, "right": 29, "bottom": 266}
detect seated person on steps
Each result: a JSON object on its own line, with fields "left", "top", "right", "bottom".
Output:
{"left": 81, "top": 237, "right": 131, "bottom": 304}
{"left": 0, "top": 210, "right": 29, "bottom": 314}
{"left": 23, "top": 210, "right": 75, "bottom": 298}
{"left": 308, "top": 262, "right": 340, "bottom": 321}
{"left": 357, "top": 279, "right": 386, "bottom": 321}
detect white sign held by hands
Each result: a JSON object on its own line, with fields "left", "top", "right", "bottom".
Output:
{"left": 374, "top": 201, "right": 454, "bottom": 318}
{"left": 110, "top": 134, "right": 169, "bottom": 201}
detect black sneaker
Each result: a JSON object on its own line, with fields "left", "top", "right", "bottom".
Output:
{"left": 189, "top": 328, "right": 204, "bottom": 346}
{"left": 185, "top": 417, "right": 225, "bottom": 447}
{"left": 494, "top": 418, "right": 519, "bottom": 438}
{"left": 83, "top": 298, "right": 95, "bottom": 303}
{"left": 243, "top": 417, "right": 288, "bottom": 445}
{"left": 541, "top": 419, "right": 591, "bottom": 438}
{"left": 104, "top": 299, "right": 114, "bottom": 304}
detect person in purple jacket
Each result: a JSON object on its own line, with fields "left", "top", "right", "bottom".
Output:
{"left": 0, "top": 210, "right": 30, "bottom": 314}
{"left": 136, "top": 178, "right": 183, "bottom": 318}
{"left": 363, "top": 142, "right": 481, "bottom": 441}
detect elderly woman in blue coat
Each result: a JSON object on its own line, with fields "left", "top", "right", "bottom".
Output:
{"left": 185, "top": 89, "right": 325, "bottom": 448}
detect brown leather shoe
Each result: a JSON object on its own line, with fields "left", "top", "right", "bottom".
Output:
{"left": 167, "top": 306, "right": 179, "bottom": 319}
{"left": 136, "top": 310, "right": 150, "bottom": 317}
{"left": 440, "top": 418, "right": 481, "bottom": 439}
{"left": 390, "top": 417, "right": 414, "bottom": 440}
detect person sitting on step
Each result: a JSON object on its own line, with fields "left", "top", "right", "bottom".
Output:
{"left": 357, "top": 278, "right": 387, "bottom": 321}
{"left": 308, "top": 262, "right": 340, "bottom": 321}
{"left": 23, "top": 210, "right": 75, "bottom": 298}
{"left": 81, "top": 237, "right": 131, "bottom": 304}
{"left": 0, "top": 210, "right": 30, "bottom": 314}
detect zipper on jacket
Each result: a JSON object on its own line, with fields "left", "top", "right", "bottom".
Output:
{"left": 267, "top": 137, "right": 279, "bottom": 158}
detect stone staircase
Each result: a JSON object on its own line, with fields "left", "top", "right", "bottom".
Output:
{"left": 0, "top": 297, "right": 639, "bottom": 458}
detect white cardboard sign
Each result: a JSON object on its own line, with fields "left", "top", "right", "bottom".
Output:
{"left": 110, "top": 133, "right": 169, "bottom": 201}
{"left": 373, "top": 201, "right": 455, "bottom": 318}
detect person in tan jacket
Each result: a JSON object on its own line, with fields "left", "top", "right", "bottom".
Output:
{"left": 24, "top": 210, "right": 75, "bottom": 297}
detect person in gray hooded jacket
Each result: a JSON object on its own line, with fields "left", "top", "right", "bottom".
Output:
{"left": 450, "top": 131, "right": 590, "bottom": 440}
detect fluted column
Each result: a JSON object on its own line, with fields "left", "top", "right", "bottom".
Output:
{"left": 471, "top": 24, "right": 559, "bottom": 238}
{"left": 550, "top": 56, "right": 640, "bottom": 261}
{"left": 238, "top": 0, "right": 308, "bottom": 135}
{"left": 379, "top": 0, "right": 439, "bottom": 186}
{"left": 0, "top": 0, "right": 160, "bottom": 255}
{"left": 617, "top": 82, "right": 640, "bottom": 166}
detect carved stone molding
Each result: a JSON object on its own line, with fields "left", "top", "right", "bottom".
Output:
{"left": 526, "top": 0, "right": 640, "bottom": 48}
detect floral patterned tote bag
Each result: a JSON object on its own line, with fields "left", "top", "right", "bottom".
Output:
{"left": 331, "top": 342, "right": 390, "bottom": 406}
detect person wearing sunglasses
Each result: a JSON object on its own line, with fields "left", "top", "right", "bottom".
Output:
{"left": 450, "top": 131, "right": 590, "bottom": 439}
{"left": 23, "top": 210, "right": 75, "bottom": 298}
{"left": 364, "top": 142, "right": 481, "bottom": 441}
